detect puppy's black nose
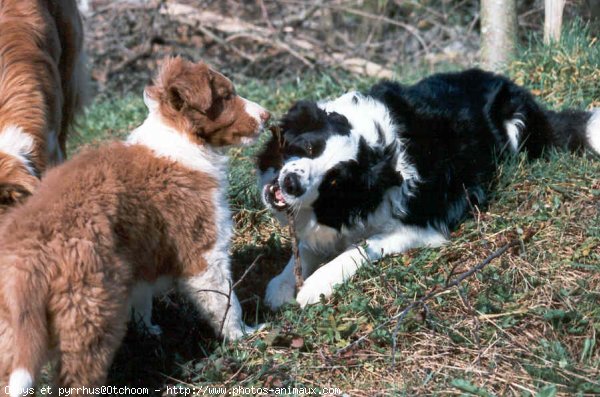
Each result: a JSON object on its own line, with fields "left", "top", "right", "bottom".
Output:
{"left": 282, "top": 173, "right": 305, "bottom": 197}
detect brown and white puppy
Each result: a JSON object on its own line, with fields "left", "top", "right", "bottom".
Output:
{"left": 0, "top": 57, "right": 269, "bottom": 394}
{"left": 0, "top": 0, "right": 86, "bottom": 217}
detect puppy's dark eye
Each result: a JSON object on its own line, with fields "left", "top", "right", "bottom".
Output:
{"left": 330, "top": 179, "right": 337, "bottom": 187}
{"left": 304, "top": 142, "right": 313, "bottom": 155}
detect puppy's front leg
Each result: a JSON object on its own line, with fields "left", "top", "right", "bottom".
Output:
{"left": 296, "top": 225, "right": 447, "bottom": 307}
{"left": 130, "top": 282, "right": 162, "bottom": 336}
{"left": 179, "top": 260, "right": 255, "bottom": 340}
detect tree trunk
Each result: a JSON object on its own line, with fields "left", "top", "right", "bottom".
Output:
{"left": 480, "top": 0, "right": 517, "bottom": 72}
{"left": 544, "top": 0, "right": 566, "bottom": 44}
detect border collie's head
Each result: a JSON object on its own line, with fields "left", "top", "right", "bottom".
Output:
{"left": 257, "top": 93, "right": 410, "bottom": 230}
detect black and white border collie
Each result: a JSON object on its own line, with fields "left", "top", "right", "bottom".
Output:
{"left": 257, "top": 68, "right": 600, "bottom": 309}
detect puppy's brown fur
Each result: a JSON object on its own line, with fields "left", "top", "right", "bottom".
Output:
{"left": 0, "top": 0, "right": 86, "bottom": 218}
{"left": 0, "top": 57, "right": 268, "bottom": 394}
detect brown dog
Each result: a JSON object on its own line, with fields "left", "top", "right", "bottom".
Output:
{"left": 0, "top": 0, "right": 86, "bottom": 217}
{"left": 0, "top": 57, "right": 269, "bottom": 394}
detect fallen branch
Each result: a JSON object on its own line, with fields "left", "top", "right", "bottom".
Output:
{"left": 195, "top": 24, "right": 256, "bottom": 62}
{"left": 328, "top": 4, "right": 430, "bottom": 53}
{"left": 161, "top": 1, "right": 392, "bottom": 78}
{"left": 336, "top": 232, "right": 533, "bottom": 359}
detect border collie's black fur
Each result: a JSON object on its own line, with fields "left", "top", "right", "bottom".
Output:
{"left": 258, "top": 68, "right": 599, "bottom": 309}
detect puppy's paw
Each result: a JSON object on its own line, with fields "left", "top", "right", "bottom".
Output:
{"left": 243, "top": 322, "right": 267, "bottom": 335}
{"left": 296, "top": 278, "right": 333, "bottom": 308}
{"left": 146, "top": 323, "right": 163, "bottom": 337}
{"left": 222, "top": 323, "right": 265, "bottom": 340}
{"left": 264, "top": 277, "right": 295, "bottom": 311}
{"left": 136, "top": 321, "right": 162, "bottom": 337}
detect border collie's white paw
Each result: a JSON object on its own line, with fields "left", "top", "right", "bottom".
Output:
{"left": 265, "top": 276, "right": 295, "bottom": 310}
{"left": 296, "top": 278, "right": 333, "bottom": 307}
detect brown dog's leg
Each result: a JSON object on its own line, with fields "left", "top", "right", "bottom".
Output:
{"left": 179, "top": 263, "right": 253, "bottom": 340}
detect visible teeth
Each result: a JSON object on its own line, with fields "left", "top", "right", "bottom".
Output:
{"left": 269, "top": 185, "right": 276, "bottom": 193}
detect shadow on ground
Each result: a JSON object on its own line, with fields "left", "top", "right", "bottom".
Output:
{"left": 107, "top": 240, "right": 289, "bottom": 392}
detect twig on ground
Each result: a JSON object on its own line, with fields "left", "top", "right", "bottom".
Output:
{"left": 271, "top": 123, "right": 303, "bottom": 292}
{"left": 328, "top": 4, "right": 430, "bottom": 53}
{"left": 233, "top": 254, "right": 263, "bottom": 291}
{"left": 218, "top": 254, "right": 262, "bottom": 337}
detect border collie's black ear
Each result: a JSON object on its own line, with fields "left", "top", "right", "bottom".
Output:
{"left": 368, "top": 81, "right": 410, "bottom": 122}
{"left": 328, "top": 111, "right": 351, "bottom": 132}
{"left": 281, "top": 101, "right": 327, "bottom": 134}
{"left": 356, "top": 138, "right": 401, "bottom": 189}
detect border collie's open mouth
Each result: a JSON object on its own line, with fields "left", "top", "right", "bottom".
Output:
{"left": 264, "top": 181, "right": 288, "bottom": 211}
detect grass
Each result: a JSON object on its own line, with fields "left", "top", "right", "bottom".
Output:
{"left": 71, "top": 23, "right": 600, "bottom": 396}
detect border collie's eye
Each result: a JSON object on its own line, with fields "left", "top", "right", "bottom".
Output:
{"left": 330, "top": 179, "right": 337, "bottom": 187}
{"left": 304, "top": 142, "right": 313, "bottom": 155}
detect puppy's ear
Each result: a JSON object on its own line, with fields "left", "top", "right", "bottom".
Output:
{"left": 152, "top": 57, "right": 214, "bottom": 114}
{"left": 209, "top": 70, "right": 234, "bottom": 99}
{"left": 0, "top": 183, "right": 32, "bottom": 206}
{"left": 257, "top": 126, "right": 284, "bottom": 172}
{"left": 166, "top": 70, "right": 213, "bottom": 113}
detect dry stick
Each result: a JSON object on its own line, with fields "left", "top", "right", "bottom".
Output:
{"left": 390, "top": 238, "right": 520, "bottom": 368}
{"left": 195, "top": 24, "right": 256, "bottom": 62}
{"left": 217, "top": 254, "right": 262, "bottom": 337}
{"left": 283, "top": 1, "right": 323, "bottom": 28}
{"left": 287, "top": 212, "right": 304, "bottom": 291}
{"left": 327, "top": 4, "right": 430, "bottom": 52}
{"left": 266, "top": 125, "right": 304, "bottom": 293}
{"left": 216, "top": 32, "right": 315, "bottom": 68}
{"left": 257, "top": 0, "right": 275, "bottom": 31}
{"left": 336, "top": 236, "right": 528, "bottom": 358}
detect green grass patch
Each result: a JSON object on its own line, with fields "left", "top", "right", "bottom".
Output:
{"left": 511, "top": 21, "right": 600, "bottom": 109}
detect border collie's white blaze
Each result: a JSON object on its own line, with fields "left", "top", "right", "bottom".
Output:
{"left": 258, "top": 68, "right": 599, "bottom": 309}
